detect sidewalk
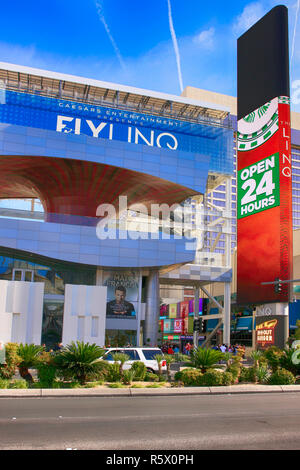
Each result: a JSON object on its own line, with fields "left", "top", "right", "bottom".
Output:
{"left": 0, "top": 383, "right": 300, "bottom": 398}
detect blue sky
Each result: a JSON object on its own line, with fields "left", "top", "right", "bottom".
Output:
{"left": 0, "top": 0, "right": 300, "bottom": 111}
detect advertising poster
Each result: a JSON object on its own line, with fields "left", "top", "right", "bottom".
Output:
{"left": 255, "top": 315, "right": 286, "bottom": 349}
{"left": 237, "top": 6, "right": 292, "bottom": 305}
{"left": 103, "top": 270, "right": 139, "bottom": 319}
{"left": 237, "top": 96, "right": 293, "bottom": 304}
{"left": 256, "top": 319, "right": 278, "bottom": 347}
{"left": 179, "top": 301, "right": 189, "bottom": 319}
{"left": 186, "top": 299, "right": 203, "bottom": 316}
{"left": 169, "top": 304, "right": 177, "bottom": 318}
{"left": 174, "top": 319, "right": 183, "bottom": 333}
{"left": 164, "top": 319, "right": 172, "bottom": 333}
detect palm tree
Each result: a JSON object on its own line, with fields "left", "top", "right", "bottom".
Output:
{"left": 53, "top": 341, "right": 105, "bottom": 385}
{"left": 17, "top": 343, "right": 44, "bottom": 383}
{"left": 250, "top": 350, "right": 263, "bottom": 369}
{"left": 111, "top": 352, "right": 130, "bottom": 377}
{"left": 154, "top": 354, "right": 164, "bottom": 376}
{"left": 223, "top": 352, "right": 233, "bottom": 369}
{"left": 164, "top": 354, "right": 175, "bottom": 381}
{"left": 190, "top": 347, "right": 224, "bottom": 373}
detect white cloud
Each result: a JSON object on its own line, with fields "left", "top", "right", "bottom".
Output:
{"left": 233, "top": 2, "right": 265, "bottom": 35}
{"left": 193, "top": 27, "right": 215, "bottom": 50}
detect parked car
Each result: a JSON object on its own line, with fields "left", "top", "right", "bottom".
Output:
{"left": 101, "top": 347, "right": 167, "bottom": 373}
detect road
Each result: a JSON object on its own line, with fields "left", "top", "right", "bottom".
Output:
{"left": 1, "top": 393, "right": 300, "bottom": 450}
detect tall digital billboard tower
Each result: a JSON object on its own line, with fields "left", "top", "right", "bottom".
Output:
{"left": 237, "top": 5, "right": 293, "bottom": 309}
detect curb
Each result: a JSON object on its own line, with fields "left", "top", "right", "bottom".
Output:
{"left": 0, "top": 384, "right": 300, "bottom": 398}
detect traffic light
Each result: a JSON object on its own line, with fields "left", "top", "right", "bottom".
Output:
{"left": 193, "top": 319, "right": 200, "bottom": 332}
{"left": 274, "top": 277, "right": 282, "bottom": 293}
{"left": 202, "top": 298, "right": 208, "bottom": 315}
{"left": 193, "top": 318, "right": 204, "bottom": 333}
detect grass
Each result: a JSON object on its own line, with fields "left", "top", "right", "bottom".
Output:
{"left": 108, "top": 382, "right": 125, "bottom": 388}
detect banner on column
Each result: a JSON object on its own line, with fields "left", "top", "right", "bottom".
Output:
{"left": 237, "top": 6, "right": 292, "bottom": 304}
{"left": 103, "top": 270, "right": 139, "bottom": 318}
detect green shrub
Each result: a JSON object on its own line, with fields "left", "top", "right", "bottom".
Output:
{"left": 131, "top": 361, "right": 147, "bottom": 381}
{"left": 87, "top": 361, "right": 110, "bottom": 382}
{"left": 53, "top": 341, "right": 105, "bottom": 385}
{"left": 191, "top": 348, "right": 224, "bottom": 373}
{"left": 256, "top": 366, "right": 270, "bottom": 384}
{"left": 239, "top": 366, "right": 257, "bottom": 383}
{"left": 200, "top": 369, "right": 224, "bottom": 386}
{"left": 122, "top": 369, "right": 135, "bottom": 385}
{"left": 174, "top": 353, "right": 188, "bottom": 363}
{"left": 110, "top": 352, "right": 131, "bottom": 376}
{"left": 179, "top": 368, "right": 203, "bottom": 386}
{"left": 9, "top": 379, "right": 28, "bottom": 389}
{"left": 226, "top": 364, "right": 240, "bottom": 381}
{"left": 174, "top": 371, "right": 183, "bottom": 382}
{"left": 36, "top": 362, "right": 57, "bottom": 388}
{"left": 268, "top": 368, "right": 296, "bottom": 385}
{"left": 222, "top": 371, "right": 234, "bottom": 386}
{"left": 17, "top": 343, "right": 44, "bottom": 383}
{"left": 0, "top": 378, "right": 9, "bottom": 388}
{"left": 144, "top": 372, "right": 159, "bottom": 382}
{"left": 0, "top": 343, "right": 20, "bottom": 380}
{"left": 279, "top": 349, "right": 300, "bottom": 375}
{"left": 105, "top": 362, "right": 121, "bottom": 382}
{"left": 263, "top": 346, "right": 284, "bottom": 373}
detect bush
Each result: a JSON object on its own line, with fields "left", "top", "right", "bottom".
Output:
{"left": 178, "top": 368, "right": 203, "bottom": 386}
{"left": 239, "top": 366, "right": 257, "bottom": 383}
{"left": 105, "top": 362, "right": 121, "bottom": 382}
{"left": 53, "top": 341, "right": 105, "bottom": 385}
{"left": 200, "top": 370, "right": 224, "bottom": 386}
{"left": 279, "top": 349, "right": 300, "bottom": 376}
{"left": 144, "top": 372, "right": 159, "bottom": 382}
{"left": 0, "top": 343, "right": 20, "bottom": 380}
{"left": 174, "top": 353, "right": 188, "bottom": 363}
{"left": 263, "top": 346, "right": 284, "bottom": 373}
{"left": 0, "top": 378, "right": 9, "bottom": 389}
{"left": 268, "top": 368, "right": 296, "bottom": 385}
{"left": 191, "top": 348, "right": 224, "bottom": 373}
{"left": 174, "top": 371, "right": 183, "bottom": 382}
{"left": 9, "top": 379, "right": 28, "bottom": 389}
{"left": 122, "top": 369, "right": 135, "bottom": 385}
{"left": 256, "top": 366, "right": 270, "bottom": 384}
{"left": 36, "top": 362, "right": 57, "bottom": 388}
{"left": 226, "top": 364, "right": 240, "bottom": 381}
{"left": 131, "top": 361, "right": 147, "bottom": 381}
{"left": 17, "top": 343, "right": 44, "bottom": 383}
{"left": 222, "top": 372, "right": 234, "bottom": 386}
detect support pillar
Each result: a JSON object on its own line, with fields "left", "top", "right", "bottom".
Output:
{"left": 193, "top": 287, "right": 199, "bottom": 348}
{"left": 144, "top": 270, "right": 160, "bottom": 346}
{"left": 223, "top": 282, "right": 231, "bottom": 346}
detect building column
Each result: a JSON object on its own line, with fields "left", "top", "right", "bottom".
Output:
{"left": 223, "top": 282, "right": 231, "bottom": 346}
{"left": 144, "top": 270, "right": 160, "bottom": 346}
{"left": 193, "top": 287, "right": 199, "bottom": 348}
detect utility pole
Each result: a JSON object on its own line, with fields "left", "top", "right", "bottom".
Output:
{"left": 193, "top": 287, "right": 199, "bottom": 349}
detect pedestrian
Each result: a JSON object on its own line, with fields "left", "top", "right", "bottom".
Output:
{"left": 185, "top": 342, "right": 192, "bottom": 355}
{"left": 168, "top": 345, "right": 174, "bottom": 355}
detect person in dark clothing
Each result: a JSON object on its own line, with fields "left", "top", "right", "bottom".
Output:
{"left": 106, "top": 285, "right": 135, "bottom": 317}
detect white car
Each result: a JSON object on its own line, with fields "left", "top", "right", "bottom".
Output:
{"left": 101, "top": 347, "right": 167, "bottom": 374}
